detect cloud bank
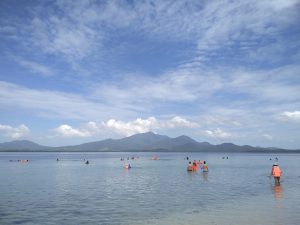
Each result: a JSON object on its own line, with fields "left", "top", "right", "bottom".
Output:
{"left": 205, "top": 128, "right": 234, "bottom": 140}
{"left": 0, "top": 124, "right": 30, "bottom": 139}
{"left": 280, "top": 111, "right": 300, "bottom": 122}
{"left": 52, "top": 116, "right": 199, "bottom": 138}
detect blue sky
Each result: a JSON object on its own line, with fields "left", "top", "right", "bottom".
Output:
{"left": 0, "top": 0, "right": 299, "bottom": 148}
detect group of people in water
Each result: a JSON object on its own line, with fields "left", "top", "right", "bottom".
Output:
{"left": 56, "top": 158, "right": 90, "bottom": 164}
{"left": 9, "top": 159, "right": 29, "bottom": 163}
{"left": 187, "top": 159, "right": 208, "bottom": 172}
{"left": 184, "top": 156, "right": 282, "bottom": 185}
{"left": 122, "top": 155, "right": 140, "bottom": 169}
{"left": 10, "top": 155, "right": 283, "bottom": 185}
{"left": 120, "top": 156, "right": 140, "bottom": 161}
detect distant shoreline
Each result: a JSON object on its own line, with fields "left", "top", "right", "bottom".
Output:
{"left": 1, "top": 150, "right": 300, "bottom": 153}
{"left": 1, "top": 133, "right": 299, "bottom": 153}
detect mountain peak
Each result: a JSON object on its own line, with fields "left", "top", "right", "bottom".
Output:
{"left": 2, "top": 139, "right": 36, "bottom": 145}
{"left": 173, "top": 135, "right": 196, "bottom": 142}
{"left": 0, "top": 139, "right": 48, "bottom": 150}
{"left": 126, "top": 131, "right": 169, "bottom": 140}
{"left": 133, "top": 131, "right": 156, "bottom": 136}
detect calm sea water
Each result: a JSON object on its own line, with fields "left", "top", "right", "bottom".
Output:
{"left": 0, "top": 152, "right": 300, "bottom": 225}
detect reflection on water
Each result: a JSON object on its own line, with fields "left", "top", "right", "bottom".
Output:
{"left": 272, "top": 184, "right": 283, "bottom": 200}
{"left": 202, "top": 171, "right": 208, "bottom": 181}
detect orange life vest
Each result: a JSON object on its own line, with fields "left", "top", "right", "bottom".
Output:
{"left": 193, "top": 164, "right": 197, "bottom": 171}
{"left": 272, "top": 166, "right": 281, "bottom": 177}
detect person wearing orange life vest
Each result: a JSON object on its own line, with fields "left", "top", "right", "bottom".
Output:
{"left": 125, "top": 163, "right": 131, "bottom": 169}
{"left": 271, "top": 163, "right": 282, "bottom": 184}
{"left": 193, "top": 160, "right": 198, "bottom": 171}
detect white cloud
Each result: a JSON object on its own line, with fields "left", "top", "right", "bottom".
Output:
{"left": 0, "top": 81, "right": 135, "bottom": 120}
{"left": 52, "top": 118, "right": 158, "bottom": 138}
{"left": 54, "top": 124, "right": 91, "bottom": 137}
{"left": 205, "top": 128, "right": 233, "bottom": 139}
{"left": 166, "top": 116, "right": 199, "bottom": 128}
{"left": 27, "top": 7, "right": 99, "bottom": 63}
{"left": 6, "top": 0, "right": 297, "bottom": 67}
{"left": 104, "top": 117, "right": 158, "bottom": 136}
{"left": 15, "top": 58, "right": 53, "bottom": 77}
{"left": 265, "top": 0, "right": 299, "bottom": 11}
{"left": 93, "top": 67, "right": 223, "bottom": 104}
{"left": 103, "top": 116, "right": 199, "bottom": 136}
{"left": 52, "top": 116, "right": 199, "bottom": 138}
{"left": 84, "top": 121, "right": 101, "bottom": 133}
{"left": 202, "top": 115, "right": 242, "bottom": 126}
{"left": 195, "top": 0, "right": 299, "bottom": 59}
{"left": 89, "top": 64, "right": 300, "bottom": 113}
{"left": 226, "top": 65, "right": 300, "bottom": 103}
{"left": 280, "top": 111, "right": 300, "bottom": 122}
{"left": 0, "top": 124, "right": 30, "bottom": 139}
{"left": 262, "top": 134, "right": 273, "bottom": 140}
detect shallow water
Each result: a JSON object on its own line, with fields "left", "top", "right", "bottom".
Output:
{"left": 0, "top": 152, "right": 300, "bottom": 225}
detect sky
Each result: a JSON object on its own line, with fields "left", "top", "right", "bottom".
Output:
{"left": 0, "top": 0, "right": 299, "bottom": 148}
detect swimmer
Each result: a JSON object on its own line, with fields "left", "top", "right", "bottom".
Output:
{"left": 20, "top": 160, "right": 29, "bottom": 163}
{"left": 187, "top": 161, "right": 193, "bottom": 171}
{"left": 125, "top": 163, "right": 131, "bottom": 169}
{"left": 85, "top": 160, "right": 89, "bottom": 164}
{"left": 202, "top": 161, "right": 208, "bottom": 172}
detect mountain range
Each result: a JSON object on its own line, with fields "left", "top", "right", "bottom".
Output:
{"left": 0, "top": 132, "right": 298, "bottom": 152}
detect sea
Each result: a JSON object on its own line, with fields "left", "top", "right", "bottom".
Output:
{"left": 0, "top": 152, "right": 299, "bottom": 225}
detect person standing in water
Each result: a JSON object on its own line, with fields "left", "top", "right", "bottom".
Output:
{"left": 193, "top": 160, "right": 198, "bottom": 171}
{"left": 202, "top": 161, "right": 208, "bottom": 172}
{"left": 271, "top": 163, "right": 282, "bottom": 184}
{"left": 187, "top": 162, "right": 193, "bottom": 171}
{"left": 125, "top": 163, "right": 131, "bottom": 169}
